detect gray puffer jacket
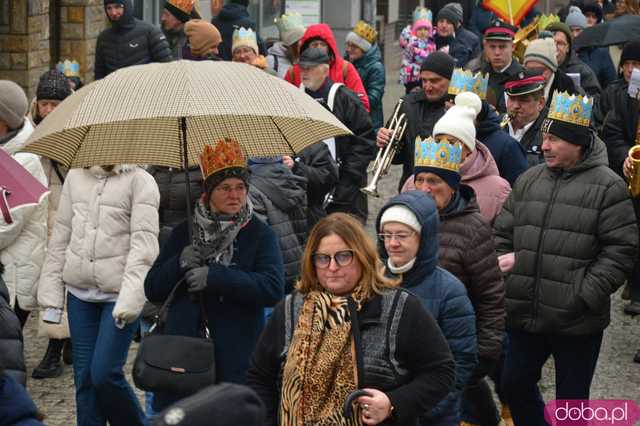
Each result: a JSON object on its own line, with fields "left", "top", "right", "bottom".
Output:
{"left": 494, "top": 135, "right": 638, "bottom": 335}
{"left": 249, "top": 160, "right": 307, "bottom": 293}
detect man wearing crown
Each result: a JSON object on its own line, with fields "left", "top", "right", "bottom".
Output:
{"left": 161, "top": 0, "right": 200, "bottom": 59}
{"left": 494, "top": 91, "right": 638, "bottom": 425}
{"left": 96, "top": 0, "right": 172, "bottom": 80}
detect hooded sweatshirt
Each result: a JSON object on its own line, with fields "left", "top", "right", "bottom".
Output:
{"left": 285, "top": 24, "right": 370, "bottom": 112}
{"left": 95, "top": 0, "right": 172, "bottom": 79}
{"left": 377, "top": 190, "right": 477, "bottom": 426}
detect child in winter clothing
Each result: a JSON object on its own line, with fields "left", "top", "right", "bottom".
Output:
{"left": 400, "top": 13, "right": 437, "bottom": 93}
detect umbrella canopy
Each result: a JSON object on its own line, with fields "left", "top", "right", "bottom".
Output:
{"left": 22, "top": 60, "right": 351, "bottom": 169}
{"left": 574, "top": 15, "right": 640, "bottom": 49}
{"left": 0, "top": 150, "right": 49, "bottom": 224}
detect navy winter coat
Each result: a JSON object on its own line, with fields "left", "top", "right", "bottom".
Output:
{"left": 0, "top": 272, "right": 24, "bottom": 386}
{"left": 377, "top": 191, "right": 477, "bottom": 426}
{"left": 352, "top": 44, "right": 386, "bottom": 131}
{"left": 578, "top": 47, "right": 617, "bottom": 90}
{"left": 450, "top": 27, "right": 481, "bottom": 68}
{"left": 144, "top": 217, "right": 285, "bottom": 411}
{"left": 476, "top": 101, "right": 527, "bottom": 185}
{"left": 0, "top": 373, "right": 43, "bottom": 426}
{"left": 211, "top": 3, "right": 266, "bottom": 61}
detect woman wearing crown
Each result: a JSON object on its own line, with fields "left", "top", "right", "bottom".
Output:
{"left": 144, "top": 138, "right": 285, "bottom": 412}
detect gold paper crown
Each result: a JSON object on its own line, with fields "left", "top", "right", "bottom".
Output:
{"left": 199, "top": 138, "right": 247, "bottom": 180}
{"left": 414, "top": 136, "right": 463, "bottom": 173}
{"left": 167, "top": 0, "right": 194, "bottom": 14}
{"left": 232, "top": 27, "right": 258, "bottom": 53}
{"left": 353, "top": 21, "right": 378, "bottom": 44}
{"left": 56, "top": 59, "right": 80, "bottom": 77}
{"left": 546, "top": 91, "right": 593, "bottom": 127}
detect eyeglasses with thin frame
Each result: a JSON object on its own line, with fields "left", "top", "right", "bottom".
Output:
{"left": 377, "top": 231, "right": 416, "bottom": 243}
{"left": 312, "top": 250, "right": 354, "bottom": 269}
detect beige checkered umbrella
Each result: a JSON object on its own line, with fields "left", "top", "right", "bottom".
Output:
{"left": 23, "top": 60, "right": 351, "bottom": 169}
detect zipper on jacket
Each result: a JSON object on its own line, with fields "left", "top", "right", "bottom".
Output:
{"left": 532, "top": 173, "right": 561, "bottom": 330}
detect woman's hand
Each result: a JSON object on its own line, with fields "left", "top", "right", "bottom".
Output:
{"left": 357, "top": 388, "right": 393, "bottom": 425}
{"left": 624, "top": 156, "right": 633, "bottom": 179}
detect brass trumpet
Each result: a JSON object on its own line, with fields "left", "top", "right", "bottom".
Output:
{"left": 628, "top": 145, "right": 640, "bottom": 198}
{"left": 500, "top": 113, "right": 513, "bottom": 129}
{"left": 361, "top": 100, "right": 408, "bottom": 198}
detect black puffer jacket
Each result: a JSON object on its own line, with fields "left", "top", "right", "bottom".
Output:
{"left": 211, "top": 3, "right": 266, "bottom": 61}
{"left": 291, "top": 143, "right": 339, "bottom": 229}
{"left": 95, "top": 0, "right": 172, "bottom": 79}
{"left": 601, "top": 93, "right": 640, "bottom": 178}
{"left": 305, "top": 80, "right": 375, "bottom": 222}
{"left": 148, "top": 167, "right": 203, "bottom": 231}
{"left": 249, "top": 159, "right": 307, "bottom": 293}
{"left": 438, "top": 185, "right": 505, "bottom": 360}
{"left": 593, "top": 78, "right": 627, "bottom": 136}
{"left": 516, "top": 106, "right": 548, "bottom": 169}
{"left": 0, "top": 265, "right": 25, "bottom": 386}
{"left": 559, "top": 51, "right": 601, "bottom": 98}
{"left": 494, "top": 136, "right": 638, "bottom": 335}
{"left": 393, "top": 90, "right": 446, "bottom": 190}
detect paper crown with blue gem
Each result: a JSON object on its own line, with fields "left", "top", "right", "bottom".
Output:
{"left": 547, "top": 91, "right": 593, "bottom": 127}
{"left": 56, "top": 59, "right": 80, "bottom": 78}
{"left": 448, "top": 68, "right": 489, "bottom": 100}
{"left": 413, "top": 6, "right": 433, "bottom": 23}
{"left": 232, "top": 27, "right": 258, "bottom": 54}
{"left": 414, "top": 136, "right": 463, "bottom": 172}
{"left": 274, "top": 12, "right": 305, "bottom": 46}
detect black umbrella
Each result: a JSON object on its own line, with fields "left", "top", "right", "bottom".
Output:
{"left": 574, "top": 15, "right": 640, "bottom": 49}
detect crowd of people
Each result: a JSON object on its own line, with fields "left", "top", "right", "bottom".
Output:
{"left": 2, "top": 0, "right": 640, "bottom": 425}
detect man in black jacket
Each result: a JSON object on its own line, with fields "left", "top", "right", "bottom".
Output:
{"left": 95, "top": 0, "right": 172, "bottom": 80}
{"left": 434, "top": 3, "right": 480, "bottom": 68}
{"left": 299, "top": 48, "right": 374, "bottom": 223}
{"left": 503, "top": 69, "right": 549, "bottom": 168}
{"left": 377, "top": 52, "right": 454, "bottom": 191}
{"left": 466, "top": 20, "right": 523, "bottom": 114}
{"left": 211, "top": 0, "right": 266, "bottom": 61}
{"left": 495, "top": 91, "right": 638, "bottom": 425}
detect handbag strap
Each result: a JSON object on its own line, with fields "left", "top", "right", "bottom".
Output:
{"left": 150, "top": 278, "right": 212, "bottom": 339}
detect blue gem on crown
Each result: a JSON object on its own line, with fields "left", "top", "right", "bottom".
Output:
{"left": 547, "top": 90, "right": 593, "bottom": 127}
{"left": 414, "top": 136, "right": 463, "bottom": 172}
{"left": 413, "top": 6, "right": 433, "bottom": 23}
{"left": 448, "top": 68, "right": 489, "bottom": 100}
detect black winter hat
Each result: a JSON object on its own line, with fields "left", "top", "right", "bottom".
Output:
{"left": 153, "top": 383, "right": 265, "bottom": 426}
{"left": 104, "top": 0, "right": 125, "bottom": 5}
{"left": 36, "top": 70, "right": 71, "bottom": 101}
{"left": 420, "top": 51, "right": 456, "bottom": 80}
{"left": 581, "top": 2, "right": 603, "bottom": 22}
{"left": 621, "top": 40, "right": 640, "bottom": 66}
{"left": 437, "top": 3, "right": 463, "bottom": 26}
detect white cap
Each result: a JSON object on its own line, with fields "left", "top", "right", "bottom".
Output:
{"left": 380, "top": 205, "right": 422, "bottom": 233}
{"left": 433, "top": 101, "right": 478, "bottom": 151}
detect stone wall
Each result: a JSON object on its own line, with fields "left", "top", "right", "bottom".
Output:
{"left": 0, "top": 0, "right": 106, "bottom": 98}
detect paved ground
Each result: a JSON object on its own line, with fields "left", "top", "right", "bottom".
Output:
{"left": 24, "top": 48, "right": 640, "bottom": 424}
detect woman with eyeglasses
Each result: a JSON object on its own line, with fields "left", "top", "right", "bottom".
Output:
{"left": 411, "top": 103, "right": 506, "bottom": 426}
{"left": 376, "top": 190, "right": 477, "bottom": 426}
{"left": 247, "top": 212, "right": 455, "bottom": 426}
{"left": 144, "top": 138, "right": 285, "bottom": 413}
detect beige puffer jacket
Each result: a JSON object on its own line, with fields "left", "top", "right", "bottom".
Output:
{"left": 0, "top": 120, "right": 48, "bottom": 310}
{"left": 38, "top": 165, "right": 160, "bottom": 320}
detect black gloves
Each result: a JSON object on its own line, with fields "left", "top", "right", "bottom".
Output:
{"left": 180, "top": 245, "right": 202, "bottom": 273}
{"left": 185, "top": 266, "right": 208, "bottom": 293}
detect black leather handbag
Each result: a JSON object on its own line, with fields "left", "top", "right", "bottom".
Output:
{"left": 133, "top": 279, "right": 215, "bottom": 396}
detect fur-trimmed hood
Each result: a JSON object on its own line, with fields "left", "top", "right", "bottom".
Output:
{"left": 87, "top": 164, "right": 146, "bottom": 178}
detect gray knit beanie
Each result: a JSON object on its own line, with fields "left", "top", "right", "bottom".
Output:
{"left": 0, "top": 80, "right": 28, "bottom": 130}
{"left": 565, "top": 6, "right": 587, "bottom": 29}
{"left": 437, "top": 3, "right": 464, "bottom": 26}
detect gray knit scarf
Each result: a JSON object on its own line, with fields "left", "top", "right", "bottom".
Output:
{"left": 192, "top": 197, "right": 253, "bottom": 266}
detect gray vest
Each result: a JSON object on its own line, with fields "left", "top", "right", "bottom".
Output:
{"left": 282, "top": 289, "right": 410, "bottom": 390}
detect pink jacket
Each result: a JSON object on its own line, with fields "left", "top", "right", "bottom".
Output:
{"left": 401, "top": 141, "right": 511, "bottom": 223}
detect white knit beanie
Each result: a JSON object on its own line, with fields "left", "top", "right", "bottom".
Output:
{"left": 432, "top": 102, "right": 478, "bottom": 151}
{"left": 523, "top": 38, "right": 558, "bottom": 72}
{"left": 380, "top": 205, "right": 422, "bottom": 233}
{"left": 346, "top": 31, "right": 372, "bottom": 52}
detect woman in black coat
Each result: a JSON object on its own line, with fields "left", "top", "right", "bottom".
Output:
{"left": 247, "top": 213, "right": 455, "bottom": 425}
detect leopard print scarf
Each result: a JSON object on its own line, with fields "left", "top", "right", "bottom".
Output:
{"left": 279, "top": 291, "right": 363, "bottom": 426}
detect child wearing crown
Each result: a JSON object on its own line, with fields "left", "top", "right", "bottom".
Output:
{"left": 400, "top": 7, "right": 437, "bottom": 93}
